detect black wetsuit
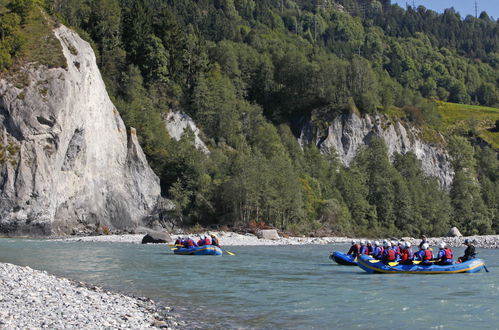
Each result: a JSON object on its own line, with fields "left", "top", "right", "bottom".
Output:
{"left": 460, "top": 245, "right": 476, "bottom": 262}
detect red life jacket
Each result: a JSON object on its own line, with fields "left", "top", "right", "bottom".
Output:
{"left": 387, "top": 249, "right": 396, "bottom": 261}
{"left": 380, "top": 247, "right": 385, "bottom": 255}
{"left": 204, "top": 238, "right": 211, "bottom": 245}
{"left": 186, "top": 239, "right": 195, "bottom": 247}
{"left": 424, "top": 249, "right": 432, "bottom": 260}
{"left": 401, "top": 249, "right": 408, "bottom": 262}
{"left": 197, "top": 239, "right": 204, "bottom": 246}
{"left": 444, "top": 248, "right": 453, "bottom": 260}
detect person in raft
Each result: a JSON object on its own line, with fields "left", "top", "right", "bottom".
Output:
{"left": 359, "top": 240, "right": 369, "bottom": 255}
{"left": 435, "top": 242, "right": 453, "bottom": 265}
{"left": 347, "top": 240, "right": 360, "bottom": 257}
{"left": 399, "top": 242, "right": 414, "bottom": 265}
{"left": 197, "top": 235, "right": 211, "bottom": 246}
{"left": 366, "top": 240, "right": 374, "bottom": 254}
{"left": 372, "top": 241, "right": 383, "bottom": 259}
{"left": 210, "top": 234, "right": 220, "bottom": 248}
{"left": 174, "top": 236, "right": 182, "bottom": 246}
{"left": 458, "top": 239, "right": 476, "bottom": 263}
{"left": 415, "top": 243, "right": 433, "bottom": 265}
{"left": 419, "top": 235, "right": 428, "bottom": 250}
{"left": 381, "top": 242, "right": 397, "bottom": 264}
{"left": 183, "top": 237, "right": 198, "bottom": 248}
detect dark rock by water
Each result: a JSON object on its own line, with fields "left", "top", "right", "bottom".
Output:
{"left": 141, "top": 231, "right": 171, "bottom": 244}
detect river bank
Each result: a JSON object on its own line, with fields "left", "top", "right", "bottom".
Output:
{"left": 53, "top": 231, "right": 499, "bottom": 248}
{"left": 0, "top": 262, "right": 186, "bottom": 329}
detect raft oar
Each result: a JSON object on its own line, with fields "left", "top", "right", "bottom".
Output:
{"left": 483, "top": 265, "right": 489, "bottom": 272}
{"left": 223, "top": 249, "right": 236, "bottom": 256}
{"left": 168, "top": 244, "right": 184, "bottom": 247}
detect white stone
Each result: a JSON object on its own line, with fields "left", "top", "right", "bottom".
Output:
{"left": 256, "top": 229, "right": 280, "bottom": 240}
{"left": 446, "top": 227, "right": 463, "bottom": 237}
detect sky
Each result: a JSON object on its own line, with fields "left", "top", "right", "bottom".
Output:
{"left": 391, "top": 0, "right": 498, "bottom": 19}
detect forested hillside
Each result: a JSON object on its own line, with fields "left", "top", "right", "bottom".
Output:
{"left": 1, "top": 0, "right": 498, "bottom": 236}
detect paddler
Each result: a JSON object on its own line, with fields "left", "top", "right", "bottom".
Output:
{"left": 435, "top": 242, "right": 453, "bottom": 265}
{"left": 347, "top": 240, "right": 360, "bottom": 257}
{"left": 415, "top": 243, "right": 433, "bottom": 265}
{"left": 418, "top": 235, "right": 428, "bottom": 250}
{"left": 359, "top": 240, "right": 369, "bottom": 255}
{"left": 381, "top": 242, "right": 396, "bottom": 264}
{"left": 184, "top": 236, "right": 198, "bottom": 248}
{"left": 210, "top": 234, "right": 220, "bottom": 247}
{"left": 372, "top": 241, "right": 383, "bottom": 259}
{"left": 458, "top": 239, "right": 476, "bottom": 263}
{"left": 399, "top": 242, "right": 414, "bottom": 265}
{"left": 366, "top": 240, "right": 374, "bottom": 254}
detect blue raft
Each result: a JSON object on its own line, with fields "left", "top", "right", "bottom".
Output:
{"left": 174, "top": 245, "right": 223, "bottom": 256}
{"left": 330, "top": 251, "right": 358, "bottom": 266}
{"left": 357, "top": 255, "right": 486, "bottom": 274}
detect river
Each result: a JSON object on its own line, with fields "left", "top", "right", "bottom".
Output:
{"left": 0, "top": 239, "right": 497, "bottom": 329}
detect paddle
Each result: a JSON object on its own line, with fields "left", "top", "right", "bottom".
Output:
{"left": 223, "top": 249, "right": 236, "bottom": 256}
{"left": 168, "top": 244, "right": 184, "bottom": 247}
{"left": 483, "top": 265, "right": 489, "bottom": 272}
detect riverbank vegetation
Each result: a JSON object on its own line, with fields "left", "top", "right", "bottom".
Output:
{"left": 1, "top": 0, "right": 498, "bottom": 236}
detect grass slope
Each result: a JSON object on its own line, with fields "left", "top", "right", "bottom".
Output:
{"left": 437, "top": 101, "right": 499, "bottom": 149}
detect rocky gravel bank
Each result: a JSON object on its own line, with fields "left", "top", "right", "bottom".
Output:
{"left": 54, "top": 232, "right": 499, "bottom": 249}
{"left": 0, "top": 262, "right": 185, "bottom": 329}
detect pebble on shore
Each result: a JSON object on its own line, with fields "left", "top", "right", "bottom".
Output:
{"left": 0, "top": 262, "right": 184, "bottom": 329}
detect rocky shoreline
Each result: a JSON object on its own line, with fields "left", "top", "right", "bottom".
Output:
{"left": 53, "top": 231, "right": 499, "bottom": 249}
{"left": 0, "top": 262, "right": 186, "bottom": 329}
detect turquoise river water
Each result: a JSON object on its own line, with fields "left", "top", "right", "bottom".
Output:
{"left": 0, "top": 239, "right": 498, "bottom": 329}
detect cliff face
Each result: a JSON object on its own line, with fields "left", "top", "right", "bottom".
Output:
{"left": 0, "top": 26, "right": 161, "bottom": 235}
{"left": 164, "top": 111, "right": 209, "bottom": 153}
{"left": 299, "top": 113, "right": 454, "bottom": 187}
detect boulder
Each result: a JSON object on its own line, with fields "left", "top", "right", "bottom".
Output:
{"left": 141, "top": 231, "right": 171, "bottom": 244}
{"left": 256, "top": 229, "right": 280, "bottom": 240}
{"left": 446, "top": 227, "right": 463, "bottom": 237}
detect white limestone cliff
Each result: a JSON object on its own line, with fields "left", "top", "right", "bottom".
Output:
{"left": 0, "top": 25, "right": 162, "bottom": 235}
{"left": 298, "top": 113, "right": 454, "bottom": 187}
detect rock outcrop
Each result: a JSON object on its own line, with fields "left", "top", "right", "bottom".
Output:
{"left": 164, "top": 111, "right": 209, "bottom": 153}
{"left": 299, "top": 113, "right": 454, "bottom": 187}
{"left": 257, "top": 229, "right": 280, "bottom": 240}
{"left": 446, "top": 227, "right": 463, "bottom": 237}
{"left": 0, "top": 25, "right": 161, "bottom": 235}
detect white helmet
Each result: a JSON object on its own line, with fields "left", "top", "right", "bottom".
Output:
{"left": 384, "top": 241, "right": 391, "bottom": 247}
{"left": 367, "top": 240, "right": 372, "bottom": 245}
{"left": 382, "top": 239, "right": 387, "bottom": 244}
{"left": 422, "top": 243, "right": 429, "bottom": 250}
{"left": 391, "top": 240, "right": 396, "bottom": 246}
{"left": 351, "top": 240, "right": 356, "bottom": 245}
{"left": 405, "top": 242, "right": 411, "bottom": 248}
{"left": 439, "top": 242, "right": 446, "bottom": 249}
{"left": 360, "top": 240, "right": 366, "bottom": 245}
{"left": 374, "top": 241, "right": 380, "bottom": 246}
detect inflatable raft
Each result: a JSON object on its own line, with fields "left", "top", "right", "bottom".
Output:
{"left": 330, "top": 251, "right": 358, "bottom": 266}
{"left": 357, "top": 255, "right": 486, "bottom": 274}
{"left": 174, "top": 245, "right": 223, "bottom": 256}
